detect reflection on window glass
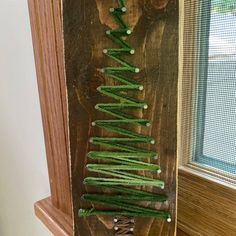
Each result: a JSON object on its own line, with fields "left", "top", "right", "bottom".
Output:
{"left": 194, "top": 1, "right": 236, "bottom": 175}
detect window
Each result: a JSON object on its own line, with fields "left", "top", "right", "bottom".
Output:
{"left": 179, "top": 0, "right": 236, "bottom": 182}
{"left": 194, "top": 0, "right": 236, "bottom": 176}
{"left": 178, "top": 1, "right": 236, "bottom": 235}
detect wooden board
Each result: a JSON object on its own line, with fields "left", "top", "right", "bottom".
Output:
{"left": 63, "top": 0, "right": 178, "bottom": 235}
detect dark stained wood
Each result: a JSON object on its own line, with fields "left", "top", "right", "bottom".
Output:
{"left": 177, "top": 228, "right": 189, "bottom": 236}
{"left": 28, "top": 0, "right": 72, "bottom": 217}
{"left": 35, "top": 198, "right": 73, "bottom": 236}
{"left": 63, "top": 0, "right": 178, "bottom": 235}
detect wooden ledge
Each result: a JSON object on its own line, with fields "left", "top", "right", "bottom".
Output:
{"left": 34, "top": 198, "right": 73, "bottom": 236}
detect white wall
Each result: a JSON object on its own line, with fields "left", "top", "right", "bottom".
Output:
{"left": 0, "top": 1, "right": 51, "bottom": 235}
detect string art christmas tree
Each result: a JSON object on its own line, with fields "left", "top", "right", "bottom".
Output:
{"left": 79, "top": 0, "right": 171, "bottom": 224}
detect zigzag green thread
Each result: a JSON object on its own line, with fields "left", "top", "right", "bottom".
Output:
{"left": 79, "top": 0, "right": 171, "bottom": 222}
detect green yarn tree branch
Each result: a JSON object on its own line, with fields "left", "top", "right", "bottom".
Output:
{"left": 79, "top": 0, "right": 171, "bottom": 222}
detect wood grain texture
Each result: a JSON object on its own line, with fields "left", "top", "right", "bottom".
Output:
{"left": 63, "top": 0, "right": 178, "bottom": 235}
{"left": 28, "top": 0, "right": 72, "bottom": 217}
{"left": 35, "top": 198, "right": 73, "bottom": 236}
{"left": 178, "top": 168, "right": 236, "bottom": 236}
{"left": 177, "top": 228, "right": 189, "bottom": 236}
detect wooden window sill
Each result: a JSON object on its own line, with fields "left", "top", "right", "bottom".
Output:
{"left": 178, "top": 167, "right": 236, "bottom": 236}
{"left": 35, "top": 198, "right": 73, "bottom": 236}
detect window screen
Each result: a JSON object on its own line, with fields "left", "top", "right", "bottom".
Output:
{"left": 193, "top": 0, "right": 236, "bottom": 176}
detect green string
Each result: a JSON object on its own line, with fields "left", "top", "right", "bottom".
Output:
{"left": 79, "top": 0, "right": 171, "bottom": 222}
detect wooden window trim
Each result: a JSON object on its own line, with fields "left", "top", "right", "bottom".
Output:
{"left": 178, "top": 1, "right": 236, "bottom": 235}
{"left": 28, "top": 1, "right": 73, "bottom": 235}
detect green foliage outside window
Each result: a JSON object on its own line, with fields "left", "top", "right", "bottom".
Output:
{"left": 212, "top": 0, "right": 236, "bottom": 13}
